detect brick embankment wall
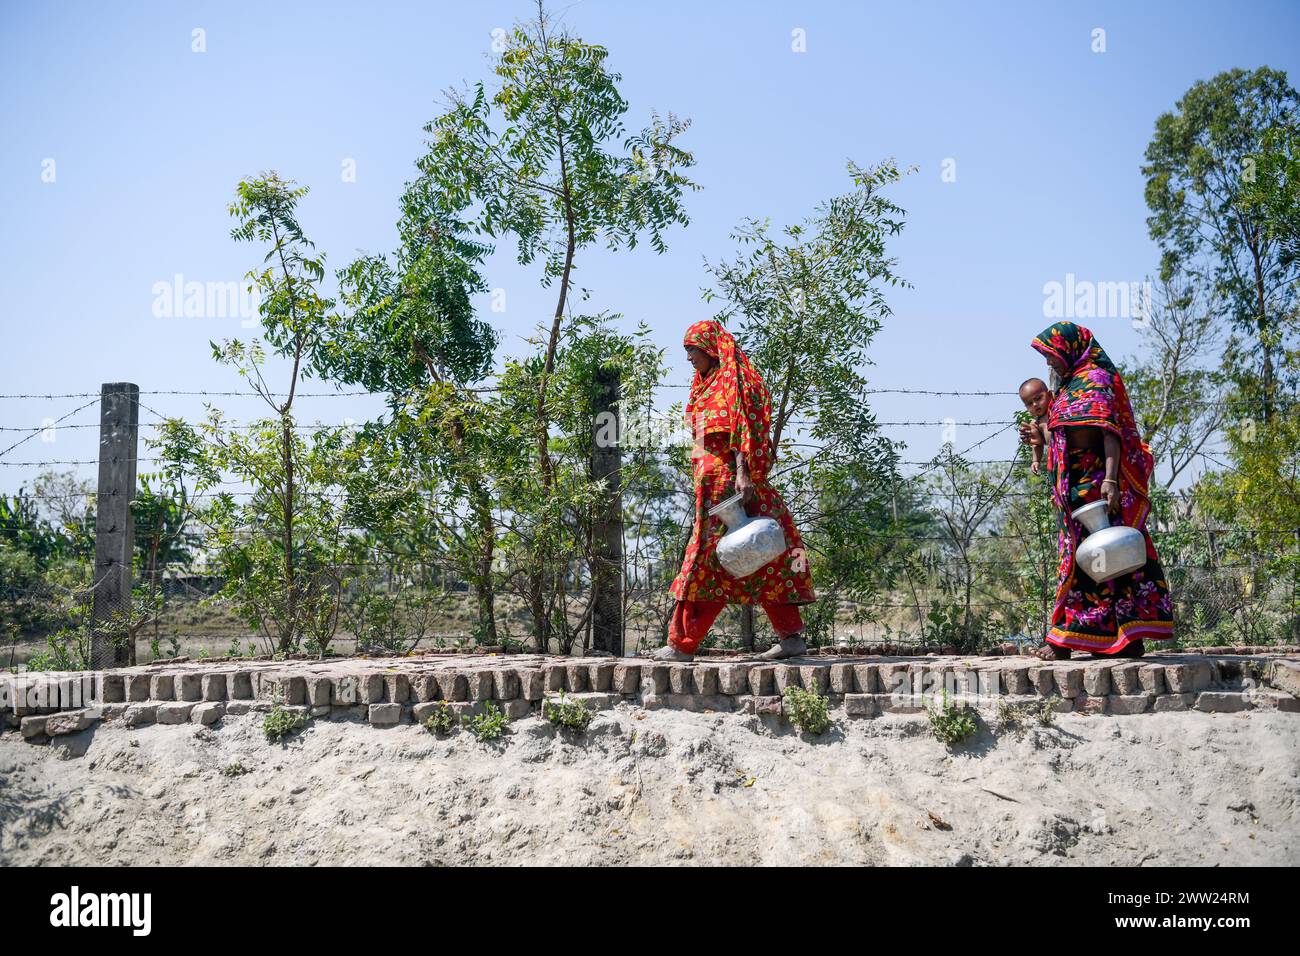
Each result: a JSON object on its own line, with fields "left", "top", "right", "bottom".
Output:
{"left": 3, "top": 652, "right": 1299, "bottom": 744}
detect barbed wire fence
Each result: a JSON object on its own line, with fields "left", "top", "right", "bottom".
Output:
{"left": 1, "top": 379, "right": 1296, "bottom": 669}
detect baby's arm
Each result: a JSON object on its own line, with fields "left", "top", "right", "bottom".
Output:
{"left": 1031, "top": 421, "right": 1048, "bottom": 473}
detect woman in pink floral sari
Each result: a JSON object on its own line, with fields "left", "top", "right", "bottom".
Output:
{"left": 1019, "top": 322, "right": 1174, "bottom": 659}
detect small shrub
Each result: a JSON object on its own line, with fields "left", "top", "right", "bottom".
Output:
{"left": 221, "top": 761, "right": 250, "bottom": 777}
{"left": 263, "top": 705, "right": 307, "bottom": 741}
{"left": 996, "top": 698, "right": 1024, "bottom": 729}
{"left": 1034, "top": 699, "right": 1057, "bottom": 727}
{"left": 928, "top": 690, "right": 978, "bottom": 745}
{"left": 422, "top": 702, "right": 456, "bottom": 735}
{"left": 149, "top": 634, "right": 181, "bottom": 661}
{"left": 463, "top": 701, "right": 509, "bottom": 742}
{"left": 996, "top": 698, "right": 1055, "bottom": 737}
{"left": 542, "top": 692, "right": 593, "bottom": 731}
{"left": 783, "top": 684, "right": 831, "bottom": 736}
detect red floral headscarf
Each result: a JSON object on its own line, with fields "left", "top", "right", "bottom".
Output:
{"left": 683, "top": 320, "right": 774, "bottom": 480}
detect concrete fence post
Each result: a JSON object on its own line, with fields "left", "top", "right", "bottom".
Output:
{"left": 91, "top": 382, "right": 139, "bottom": 668}
{"left": 591, "top": 366, "right": 624, "bottom": 655}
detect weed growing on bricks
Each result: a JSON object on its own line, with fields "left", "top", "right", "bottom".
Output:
{"left": 542, "top": 692, "right": 594, "bottom": 731}
{"left": 464, "top": 701, "right": 509, "bottom": 741}
{"left": 927, "top": 690, "right": 977, "bottom": 745}
{"left": 422, "top": 702, "right": 456, "bottom": 735}
{"left": 783, "top": 685, "right": 831, "bottom": 736}
{"left": 263, "top": 706, "right": 307, "bottom": 741}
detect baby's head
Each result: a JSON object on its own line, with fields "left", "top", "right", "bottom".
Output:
{"left": 1018, "top": 377, "right": 1051, "bottom": 418}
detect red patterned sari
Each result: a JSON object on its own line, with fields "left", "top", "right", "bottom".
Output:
{"left": 1032, "top": 322, "right": 1174, "bottom": 653}
{"left": 669, "top": 321, "right": 815, "bottom": 608}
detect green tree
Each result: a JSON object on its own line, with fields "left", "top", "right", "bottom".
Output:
{"left": 1240, "top": 120, "right": 1300, "bottom": 254}
{"left": 1, "top": 490, "right": 69, "bottom": 639}
{"left": 329, "top": 172, "right": 502, "bottom": 643}
{"left": 910, "top": 455, "right": 1019, "bottom": 651}
{"left": 156, "top": 173, "right": 364, "bottom": 655}
{"left": 1142, "top": 67, "right": 1300, "bottom": 419}
{"left": 1200, "top": 404, "right": 1300, "bottom": 643}
{"left": 484, "top": 316, "right": 661, "bottom": 651}
{"left": 419, "top": 1, "right": 697, "bottom": 484}
{"left": 419, "top": 4, "right": 696, "bottom": 649}
{"left": 29, "top": 469, "right": 95, "bottom": 560}
{"left": 701, "top": 159, "right": 911, "bottom": 644}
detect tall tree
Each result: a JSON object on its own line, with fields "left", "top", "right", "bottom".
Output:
{"left": 419, "top": 1, "right": 697, "bottom": 484}
{"left": 703, "top": 160, "right": 911, "bottom": 644}
{"left": 1143, "top": 67, "right": 1300, "bottom": 419}
{"left": 157, "top": 173, "right": 359, "bottom": 656}
{"left": 330, "top": 178, "right": 503, "bottom": 641}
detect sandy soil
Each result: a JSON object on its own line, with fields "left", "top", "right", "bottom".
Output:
{"left": 1, "top": 705, "right": 1297, "bottom": 866}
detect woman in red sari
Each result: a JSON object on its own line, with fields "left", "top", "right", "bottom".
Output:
{"left": 653, "top": 320, "right": 816, "bottom": 661}
{"left": 1020, "top": 321, "right": 1174, "bottom": 659}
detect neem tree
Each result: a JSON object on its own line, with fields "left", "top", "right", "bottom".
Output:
{"left": 328, "top": 178, "right": 506, "bottom": 644}
{"left": 418, "top": 1, "right": 697, "bottom": 486}
{"left": 703, "top": 160, "right": 913, "bottom": 642}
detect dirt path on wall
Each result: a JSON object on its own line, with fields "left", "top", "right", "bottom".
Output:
{"left": 1, "top": 707, "right": 1297, "bottom": 866}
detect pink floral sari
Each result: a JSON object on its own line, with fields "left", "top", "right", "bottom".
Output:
{"left": 1032, "top": 322, "right": 1174, "bottom": 653}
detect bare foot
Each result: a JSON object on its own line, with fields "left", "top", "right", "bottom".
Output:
{"left": 651, "top": 644, "right": 694, "bottom": 662}
{"left": 759, "top": 634, "right": 808, "bottom": 660}
{"left": 1031, "top": 642, "right": 1071, "bottom": 661}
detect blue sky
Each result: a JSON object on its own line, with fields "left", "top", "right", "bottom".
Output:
{"left": 2, "top": 0, "right": 1298, "bottom": 493}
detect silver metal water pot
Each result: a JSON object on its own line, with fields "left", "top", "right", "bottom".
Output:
{"left": 1071, "top": 500, "right": 1146, "bottom": 583}
{"left": 707, "top": 492, "right": 788, "bottom": 579}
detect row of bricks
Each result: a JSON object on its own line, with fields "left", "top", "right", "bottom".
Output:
{"left": 79, "top": 666, "right": 621, "bottom": 707}
{"left": 494, "top": 658, "right": 1224, "bottom": 699}
{"left": 835, "top": 689, "right": 1299, "bottom": 717}
{"left": 17, "top": 684, "right": 1295, "bottom": 742}
{"left": 2, "top": 657, "right": 1249, "bottom": 707}
{"left": 0, "top": 657, "right": 1269, "bottom": 713}
{"left": 13, "top": 696, "right": 557, "bottom": 740}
